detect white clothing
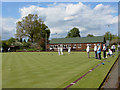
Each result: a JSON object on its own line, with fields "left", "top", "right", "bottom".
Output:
{"left": 111, "top": 46, "right": 113, "bottom": 49}
{"left": 86, "top": 46, "right": 90, "bottom": 52}
{"left": 103, "top": 46, "right": 106, "bottom": 51}
{"left": 94, "top": 46, "right": 97, "bottom": 51}
{"left": 58, "top": 47, "right": 63, "bottom": 55}
{"left": 8, "top": 48, "right": 10, "bottom": 52}
{"left": 109, "top": 49, "right": 112, "bottom": 55}
{"left": 58, "top": 47, "right": 60, "bottom": 52}
{"left": 112, "top": 45, "right": 115, "bottom": 49}
{"left": 68, "top": 47, "right": 71, "bottom": 53}
{"left": 60, "top": 47, "right": 63, "bottom": 52}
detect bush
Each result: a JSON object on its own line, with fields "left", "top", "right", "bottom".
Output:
{"left": 22, "top": 42, "right": 31, "bottom": 47}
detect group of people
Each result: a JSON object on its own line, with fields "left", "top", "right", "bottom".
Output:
{"left": 57, "top": 44, "right": 116, "bottom": 59}
{"left": 58, "top": 45, "right": 71, "bottom": 55}
{"left": 86, "top": 44, "right": 115, "bottom": 59}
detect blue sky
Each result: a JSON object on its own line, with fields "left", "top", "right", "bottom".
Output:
{"left": 1, "top": 2, "right": 118, "bottom": 40}
{"left": 2, "top": 2, "right": 118, "bottom": 18}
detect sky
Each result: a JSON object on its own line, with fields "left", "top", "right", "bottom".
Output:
{"left": 1, "top": 2, "right": 119, "bottom": 40}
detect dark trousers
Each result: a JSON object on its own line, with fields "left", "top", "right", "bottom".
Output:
{"left": 98, "top": 53, "right": 101, "bottom": 59}
{"left": 95, "top": 51, "right": 97, "bottom": 59}
{"left": 113, "top": 49, "right": 115, "bottom": 52}
{"left": 103, "top": 50, "right": 106, "bottom": 58}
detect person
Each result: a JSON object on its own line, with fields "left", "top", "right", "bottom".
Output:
{"left": 86, "top": 44, "right": 90, "bottom": 58}
{"left": 102, "top": 44, "right": 106, "bottom": 59}
{"left": 94, "top": 44, "right": 97, "bottom": 59}
{"left": 111, "top": 45, "right": 113, "bottom": 52}
{"left": 97, "top": 45, "right": 101, "bottom": 60}
{"left": 112, "top": 44, "right": 115, "bottom": 52}
{"left": 118, "top": 44, "right": 120, "bottom": 52}
{"left": 60, "top": 45, "right": 63, "bottom": 55}
{"left": 58, "top": 45, "right": 61, "bottom": 55}
{"left": 8, "top": 48, "right": 10, "bottom": 52}
{"left": 68, "top": 46, "right": 71, "bottom": 54}
{"left": 1, "top": 48, "right": 3, "bottom": 52}
{"left": 107, "top": 49, "right": 113, "bottom": 57}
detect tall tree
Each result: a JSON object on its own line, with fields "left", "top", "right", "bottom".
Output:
{"left": 104, "top": 32, "right": 114, "bottom": 41}
{"left": 66, "top": 27, "right": 81, "bottom": 38}
{"left": 16, "top": 14, "right": 50, "bottom": 43}
{"left": 87, "top": 34, "right": 94, "bottom": 37}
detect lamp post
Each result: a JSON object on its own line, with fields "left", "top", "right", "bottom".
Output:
{"left": 107, "top": 25, "right": 111, "bottom": 41}
{"left": 46, "top": 33, "right": 47, "bottom": 51}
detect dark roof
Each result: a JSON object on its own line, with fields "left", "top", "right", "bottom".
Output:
{"left": 49, "top": 36, "right": 105, "bottom": 44}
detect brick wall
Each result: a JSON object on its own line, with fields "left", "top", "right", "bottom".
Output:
{"left": 47, "top": 42, "right": 103, "bottom": 51}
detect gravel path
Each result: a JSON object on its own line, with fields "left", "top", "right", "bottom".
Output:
{"left": 101, "top": 55, "right": 120, "bottom": 89}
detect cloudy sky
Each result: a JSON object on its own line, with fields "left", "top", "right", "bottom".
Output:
{"left": 1, "top": 2, "right": 118, "bottom": 40}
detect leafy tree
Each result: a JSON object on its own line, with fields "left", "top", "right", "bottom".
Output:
{"left": 28, "top": 39, "right": 31, "bottom": 42}
{"left": 7, "top": 37, "right": 16, "bottom": 46}
{"left": 20, "top": 38, "right": 22, "bottom": 42}
{"left": 16, "top": 14, "right": 50, "bottom": 43}
{"left": 104, "top": 32, "right": 114, "bottom": 41}
{"left": 87, "top": 34, "right": 94, "bottom": 37}
{"left": 24, "top": 39, "right": 26, "bottom": 43}
{"left": 66, "top": 27, "right": 81, "bottom": 38}
{"left": 2, "top": 41, "right": 9, "bottom": 52}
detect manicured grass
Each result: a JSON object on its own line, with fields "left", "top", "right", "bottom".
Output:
{"left": 2, "top": 52, "right": 118, "bottom": 88}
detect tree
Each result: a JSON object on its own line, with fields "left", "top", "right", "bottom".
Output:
{"left": 20, "top": 38, "right": 22, "bottom": 42}
{"left": 16, "top": 14, "right": 50, "bottom": 43}
{"left": 7, "top": 37, "right": 16, "bottom": 46}
{"left": 87, "top": 34, "right": 94, "bottom": 37}
{"left": 66, "top": 27, "right": 81, "bottom": 38}
{"left": 24, "top": 39, "right": 26, "bottom": 43}
{"left": 104, "top": 32, "right": 114, "bottom": 41}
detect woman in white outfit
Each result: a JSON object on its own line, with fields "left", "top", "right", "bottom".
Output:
{"left": 68, "top": 46, "right": 71, "bottom": 54}
{"left": 86, "top": 44, "right": 90, "bottom": 58}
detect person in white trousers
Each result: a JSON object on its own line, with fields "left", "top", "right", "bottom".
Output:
{"left": 68, "top": 46, "right": 71, "bottom": 54}
{"left": 60, "top": 45, "right": 63, "bottom": 55}
{"left": 58, "top": 45, "right": 61, "bottom": 55}
{"left": 94, "top": 44, "right": 97, "bottom": 59}
{"left": 86, "top": 44, "right": 90, "bottom": 58}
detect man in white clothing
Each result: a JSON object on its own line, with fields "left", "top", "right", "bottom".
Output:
{"left": 103, "top": 44, "right": 106, "bottom": 59}
{"left": 112, "top": 44, "right": 115, "bottom": 52}
{"left": 60, "top": 45, "right": 63, "bottom": 55}
{"left": 86, "top": 44, "right": 90, "bottom": 58}
{"left": 68, "top": 46, "right": 71, "bottom": 54}
{"left": 94, "top": 44, "right": 97, "bottom": 59}
{"left": 58, "top": 45, "right": 61, "bottom": 55}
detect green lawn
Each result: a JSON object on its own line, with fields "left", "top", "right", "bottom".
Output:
{"left": 2, "top": 52, "right": 118, "bottom": 88}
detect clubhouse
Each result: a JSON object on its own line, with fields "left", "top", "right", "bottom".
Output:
{"left": 47, "top": 36, "right": 106, "bottom": 51}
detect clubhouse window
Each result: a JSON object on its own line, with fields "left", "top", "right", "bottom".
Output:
{"left": 73, "top": 44, "right": 76, "bottom": 48}
{"left": 87, "top": 44, "right": 91, "bottom": 48}
{"left": 50, "top": 45, "right": 53, "bottom": 48}
{"left": 78, "top": 44, "right": 81, "bottom": 48}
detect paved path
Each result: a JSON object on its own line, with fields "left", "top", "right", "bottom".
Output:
{"left": 101, "top": 55, "right": 120, "bottom": 89}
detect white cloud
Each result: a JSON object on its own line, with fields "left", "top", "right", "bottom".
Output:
{"left": 3, "top": 2, "right": 118, "bottom": 40}
{"left": 1, "top": 17, "right": 17, "bottom": 40}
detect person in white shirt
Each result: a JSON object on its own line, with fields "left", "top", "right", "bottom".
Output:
{"left": 97, "top": 45, "right": 101, "bottom": 60}
{"left": 118, "top": 44, "right": 120, "bottom": 52}
{"left": 111, "top": 45, "right": 113, "bottom": 52}
{"left": 112, "top": 44, "right": 115, "bottom": 52}
{"left": 68, "top": 46, "right": 71, "bottom": 54}
{"left": 58, "top": 45, "right": 61, "bottom": 55}
{"left": 8, "top": 48, "right": 10, "bottom": 52}
{"left": 86, "top": 44, "right": 90, "bottom": 58}
{"left": 94, "top": 44, "right": 97, "bottom": 59}
{"left": 1, "top": 48, "right": 3, "bottom": 52}
{"left": 107, "top": 49, "right": 113, "bottom": 57}
{"left": 60, "top": 45, "right": 63, "bottom": 55}
{"left": 103, "top": 44, "right": 106, "bottom": 59}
